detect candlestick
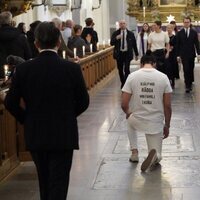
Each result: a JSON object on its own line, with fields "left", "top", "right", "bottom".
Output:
{"left": 107, "top": 39, "right": 111, "bottom": 46}
{"left": 143, "top": 6, "right": 146, "bottom": 19}
{"left": 74, "top": 48, "right": 77, "bottom": 58}
{"left": 102, "top": 40, "right": 105, "bottom": 49}
{"left": 4, "top": 65, "right": 8, "bottom": 80}
{"left": 115, "top": 21, "right": 119, "bottom": 30}
{"left": 62, "top": 50, "right": 66, "bottom": 59}
{"left": 82, "top": 46, "right": 85, "bottom": 57}
{"left": 97, "top": 42, "right": 99, "bottom": 51}
{"left": 90, "top": 44, "right": 93, "bottom": 53}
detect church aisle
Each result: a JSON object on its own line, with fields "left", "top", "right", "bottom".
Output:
{"left": 1, "top": 74, "right": 200, "bottom": 200}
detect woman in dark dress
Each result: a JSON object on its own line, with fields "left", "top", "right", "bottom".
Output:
{"left": 170, "top": 20, "right": 180, "bottom": 79}
{"left": 166, "top": 24, "right": 177, "bottom": 88}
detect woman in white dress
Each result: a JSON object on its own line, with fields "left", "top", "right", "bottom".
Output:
{"left": 137, "top": 23, "right": 151, "bottom": 57}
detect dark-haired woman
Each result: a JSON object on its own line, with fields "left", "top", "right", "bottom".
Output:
{"left": 169, "top": 20, "right": 180, "bottom": 79}
{"left": 17, "top": 22, "right": 26, "bottom": 36}
{"left": 166, "top": 24, "right": 177, "bottom": 88}
{"left": 137, "top": 23, "right": 151, "bottom": 57}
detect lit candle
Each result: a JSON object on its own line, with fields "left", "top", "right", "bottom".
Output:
{"left": 82, "top": 46, "right": 85, "bottom": 57}
{"left": 62, "top": 50, "right": 66, "bottom": 59}
{"left": 90, "top": 44, "right": 93, "bottom": 53}
{"left": 97, "top": 42, "right": 99, "bottom": 51}
{"left": 74, "top": 48, "right": 77, "bottom": 58}
{"left": 107, "top": 39, "right": 111, "bottom": 46}
{"left": 4, "top": 65, "right": 8, "bottom": 75}
{"left": 102, "top": 40, "right": 105, "bottom": 49}
{"left": 4, "top": 65, "right": 8, "bottom": 80}
{"left": 115, "top": 21, "right": 119, "bottom": 30}
{"left": 143, "top": 6, "right": 146, "bottom": 19}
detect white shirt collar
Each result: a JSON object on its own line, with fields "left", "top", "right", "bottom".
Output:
{"left": 39, "top": 49, "right": 57, "bottom": 53}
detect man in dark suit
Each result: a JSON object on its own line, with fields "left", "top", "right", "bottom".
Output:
{"left": 111, "top": 20, "right": 139, "bottom": 88}
{"left": 4, "top": 22, "right": 89, "bottom": 200}
{"left": 176, "top": 17, "right": 200, "bottom": 93}
{"left": 0, "top": 11, "right": 32, "bottom": 78}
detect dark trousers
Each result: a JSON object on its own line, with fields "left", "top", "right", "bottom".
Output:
{"left": 165, "top": 53, "right": 177, "bottom": 88}
{"left": 31, "top": 150, "right": 73, "bottom": 200}
{"left": 116, "top": 51, "right": 131, "bottom": 87}
{"left": 181, "top": 57, "right": 195, "bottom": 89}
{"left": 152, "top": 49, "right": 166, "bottom": 74}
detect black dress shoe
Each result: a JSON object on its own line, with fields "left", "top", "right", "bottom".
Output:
{"left": 185, "top": 88, "right": 190, "bottom": 93}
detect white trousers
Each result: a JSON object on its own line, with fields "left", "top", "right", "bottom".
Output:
{"left": 127, "top": 123, "right": 163, "bottom": 161}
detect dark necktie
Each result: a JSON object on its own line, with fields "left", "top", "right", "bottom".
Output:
{"left": 185, "top": 28, "right": 188, "bottom": 38}
{"left": 122, "top": 30, "right": 125, "bottom": 49}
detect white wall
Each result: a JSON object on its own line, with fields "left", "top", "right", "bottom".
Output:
{"left": 12, "top": 0, "right": 110, "bottom": 43}
{"left": 109, "top": 0, "right": 137, "bottom": 31}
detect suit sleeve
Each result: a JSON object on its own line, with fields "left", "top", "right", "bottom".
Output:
{"left": 110, "top": 31, "right": 118, "bottom": 46}
{"left": 176, "top": 31, "right": 181, "bottom": 57}
{"left": 20, "top": 35, "right": 32, "bottom": 60}
{"left": 73, "top": 64, "right": 89, "bottom": 116}
{"left": 132, "top": 32, "right": 139, "bottom": 56}
{"left": 194, "top": 31, "right": 200, "bottom": 55}
{"left": 4, "top": 67, "right": 26, "bottom": 124}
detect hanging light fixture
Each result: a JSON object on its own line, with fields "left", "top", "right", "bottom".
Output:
{"left": 71, "top": 0, "right": 82, "bottom": 11}
{"left": 92, "top": 0, "right": 102, "bottom": 11}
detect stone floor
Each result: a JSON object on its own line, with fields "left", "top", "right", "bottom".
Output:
{"left": 1, "top": 70, "right": 200, "bottom": 200}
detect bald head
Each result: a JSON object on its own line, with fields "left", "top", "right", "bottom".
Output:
{"left": 119, "top": 20, "right": 127, "bottom": 30}
{"left": 51, "top": 18, "right": 62, "bottom": 31}
{"left": 66, "top": 19, "right": 73, "bottom": 28}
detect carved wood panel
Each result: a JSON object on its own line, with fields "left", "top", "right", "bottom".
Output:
{"left": 126, "top": 0, "right": 200, "bottom": 22}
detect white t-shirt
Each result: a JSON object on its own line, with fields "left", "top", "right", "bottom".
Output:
{"left": 148, "top": 31, "right": 169, "bottom": 52}
{"left": 137, "top": 32, "right": 149, "bottom": 57}
{"left": 62, "top": 27, "right": 72, "bottom": 45}
{"left": 122, "top": 68, "right": 172, "bottom": 134}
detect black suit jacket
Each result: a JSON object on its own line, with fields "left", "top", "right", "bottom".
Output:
{"left": 110, "top": 29, "right": 138, "bottom": 61}
{"left": 0, "top": 24, "right": 32, "bottom": 77}
{"left": 176, "top": 28, "right": 200, "bottom": 59}
{"left": 4, "top": 51, "right": 89, "bottom": 151}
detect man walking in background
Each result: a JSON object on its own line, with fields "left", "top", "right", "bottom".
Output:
{"left": 4, "top": 22, "right": 89, "bottom": 200}
{"left": 176, "top": 17, "right": 200, "bottom": 93}
{"left": 111, "top": 20, "right": 138, "bottom": 88}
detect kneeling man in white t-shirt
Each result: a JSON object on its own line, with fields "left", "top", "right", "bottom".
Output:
{"left": 121, "top": 51, "right": 172, "bottom": 172}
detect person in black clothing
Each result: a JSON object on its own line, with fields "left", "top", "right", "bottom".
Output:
{"left": 17, "top": 22, "right": 27, "bottom": 36}
{"left": 81, "top": 17, "right": 98, "bottom": 52}
{"left": 68, "top": 24, "right": 90, "bottom": 57}
{"left": 176, "top": 17, "right": 200, "bottom": 93}
{"left": 0, "top": 11, "right": 32, "bottom": 78}
{"left": 170, "top": 20, "right": 180, "bottom": 79}
{"left": 26, "top": 20, "right": 41, "bottom": 58}
{"left": 111, "top": 19, "right": 139, "bottom": 88}
{"left": 4, "top": 22, "right": 89, "bottom": 200}
{"left": 166, "top": 24, "right": 177, "bottom": 89}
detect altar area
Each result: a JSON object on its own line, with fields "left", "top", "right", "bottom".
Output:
{"left": 126, "top": 0, "right": 200, "bottom": 23}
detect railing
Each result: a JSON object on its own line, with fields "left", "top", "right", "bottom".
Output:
{"left": 80, "top": 46, "right": 116, "bottom": 90}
